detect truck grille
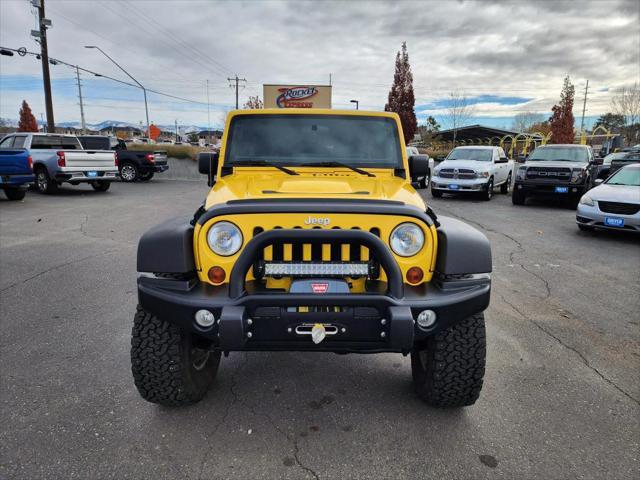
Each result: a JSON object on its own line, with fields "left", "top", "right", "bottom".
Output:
{"left": 598, "top": 201, "right": 640, "bottom": 215}
{"left": 526, "top": 167, "right": 571, "bottom": 180}
{"left": 439, "top": 168, "right": 476, "bottom": 179}
{"left": 252, "top": 226, "right": 381, "bottom": 279}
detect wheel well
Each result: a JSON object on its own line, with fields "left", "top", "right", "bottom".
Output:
{"left": 34, "top": 163, "right": 47, "bottom": 173}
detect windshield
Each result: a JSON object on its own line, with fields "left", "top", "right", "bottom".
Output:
{"left": 528, "top": 147, "right": 589, "bottom": 162}
{"left": 446, "top": 148, "right": 492, "bottom": 161}
{"left": 603, "top": 152, "right": 627, "bottom": 165}
{"left": 606, "top": 167, "right": 640, "bottom": 186}
{"left": 225, "top": 114, "right": 402, "bottom": 169}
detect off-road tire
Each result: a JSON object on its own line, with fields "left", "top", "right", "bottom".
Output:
{"left": 90, "top": 181, "right": 111, "bottom": 192}
{"left": 411, "top": 313, "right": 486, "bottom": 408}
{"left": 35, "top": 167, "right": 58, "bottom": 194}
{"left": 138, "top": 171, "right": 155, "bottom": 182}
{"left": 120, "top": 162, "right": 139, "bottom": 182}
{"left": 131, "top": 306, "right": 221, "bottom": 406}
{"left": 431, "top": 189, "right": 443, "bottom": 198}
{"left": 512, "top": 188, "right": 526, "bottom": 205}
{"left": 4, "top": 188, "right": 26, "bottom": 201}
{"left": 500, "top": 173, "right": 512, "bottom": 194}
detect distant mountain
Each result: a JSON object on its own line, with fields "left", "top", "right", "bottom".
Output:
{"left": 1, "top": 118, "right": 208, "bottom": 133}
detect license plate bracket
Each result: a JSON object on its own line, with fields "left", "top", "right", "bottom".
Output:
{"left": 449, "top": 184, "right": 459, "bottom": 190}
{"left": 555, "top": 186, "right": 568, "bottom": 193}
{"left": 87, "top": 171, "right": 98, "bottom": 178}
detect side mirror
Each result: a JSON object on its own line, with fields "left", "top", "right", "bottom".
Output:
{"left": 198, "top": 152, "right": 219, "bottom": 186}
{"left": 594, "top": 178, "right": 604, "bottom": 186}
{"left": 592, "top": 157, "right": 603, "bottom": 165}
{"left": 408, "top": 155, "right": 430, "bottom": 179}
{"left": 496, "top": 157, "right": 508, "bottom": 163}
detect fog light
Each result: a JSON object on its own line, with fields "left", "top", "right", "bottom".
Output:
{"left": 208, "top": 266, "right": 226, "bottom": 284}
{"left": 416, "top": 310, "right": 436, "bottom": 329}
{"left": 406, "top": 267, "right": 424, "bottom": 284}
{"left": 195, "top": 309, "right": 215, "bottom": 328}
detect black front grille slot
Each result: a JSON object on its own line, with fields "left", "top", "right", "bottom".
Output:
{"left": 598, "top": 201, "right": 640, "bottom": 215}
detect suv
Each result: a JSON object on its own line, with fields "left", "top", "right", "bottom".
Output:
{"left": 512, "top": 144, "right": 594, "bottom": 206}
{"left": 132, "top": 110, "right": 492, "bottom": 408}
{"left": 430, "top": 146, "right": 514, "bottom": 200}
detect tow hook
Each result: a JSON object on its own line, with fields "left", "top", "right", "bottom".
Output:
{"left": 294, "top": 323, "right": 338, "bottom": 344}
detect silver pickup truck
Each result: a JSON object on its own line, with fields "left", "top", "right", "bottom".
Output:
{"left": 0, "top": 133, "right": 118, "bottom": 193}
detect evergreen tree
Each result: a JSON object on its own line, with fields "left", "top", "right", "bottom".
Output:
{"left": 18, "top": 100, "right": 38, "bottom": 132}
{"left": 549, "top": 76, "right": 575, "bottom": 144}
{"left": 385, "top": 42, "right": 417, "bottom": 144}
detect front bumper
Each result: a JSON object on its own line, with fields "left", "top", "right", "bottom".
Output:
{"left": 576, "top": 203, "right": 640, "bottom": 232}
{"left": 55, "top": 170, "right": 119, "bottom": 183}
{"left": 138, "top": 274, "right": 491, "bottom": 353}
{"left": 514, "top": 181, "right": 585, "bottom": 196}
{"left": 431, "top": 176, "right": 488, "bottom": 192}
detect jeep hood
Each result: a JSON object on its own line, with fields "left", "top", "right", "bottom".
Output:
{"left": 204, "top": 170, "right": 426, "bottom": 210}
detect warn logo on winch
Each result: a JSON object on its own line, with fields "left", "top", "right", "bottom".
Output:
{"left": 311, "top": 283, "right": 329, "bottom": 293}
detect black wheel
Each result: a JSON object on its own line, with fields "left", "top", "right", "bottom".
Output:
{"left": 138, "top": 171, "right": 155, "bottom": 182}
{"left": 512, "top": 188, "right": 526, "bottom": 205}
{"left": 131, "top": 306, "right": 221, "bottom": 406}
{"left": 578, "top": 224, "right": 594, "bottom": 232}
{"left": 431, "top": 189, "right": 443, "bottom": 198}
{"left": 35, "top": 167, "right": 58, "bottom": 194}
{"left": 90, "top": 181, "right": 111, "bottom": 192}
{"left": 500, "top": 173, "right": 512, "bottom": 194}
{"left": 481, "top": 178, "right": 494, "bottom": 201}
{"left": 411, "top": 313, "right": 486, "bottom": 408}
{"left": 4, "top": 188, "right": 26, "bottom": 201}
{"left": 119, "top": 162, "right": 139, "bottom": 182}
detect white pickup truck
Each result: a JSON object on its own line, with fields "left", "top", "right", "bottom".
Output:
{"left": 0, "top": 133, "right": 118, "bottom": 193}
{"left": 431, "top": 146, "right": 514, "bottom": 201}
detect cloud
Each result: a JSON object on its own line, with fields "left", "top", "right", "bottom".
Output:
{"left": 0, "top": 0, "right": 638, "bottom": 127}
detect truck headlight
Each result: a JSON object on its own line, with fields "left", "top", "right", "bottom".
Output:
{"left": 476, "top": 171, "right": 490, "bottom": 178}
{"left": 390, "top": 223, "right": 424, "bottom": 257}
{"left": 571, "top": 168, "right": 586, "bottom": 183}
{"left": 516, "top": 166, "right": 527, "bottom": 181}
{"left": 579, "top": 195, "right": 594, "bottom": 206}
{"left": 207, "top": 221, "right": 243, "bottom": 256}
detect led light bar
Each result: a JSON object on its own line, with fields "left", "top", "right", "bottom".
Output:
{"left": 264, "top": 262, "right": 369, "bottom": 277}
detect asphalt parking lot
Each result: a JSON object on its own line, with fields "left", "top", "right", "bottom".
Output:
{"left": 1, "top": 179, "right": 638, "bottom": 480}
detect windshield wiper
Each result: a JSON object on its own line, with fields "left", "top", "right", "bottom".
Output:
{"left": 300, "top": 161, "right": 375, "bottom": 177}
{"left": 232, "top": 160, "right": 298, "bottom": 175}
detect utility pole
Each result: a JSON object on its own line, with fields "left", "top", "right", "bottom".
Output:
{"left": 175, "top": 119, "right": 178, "bottom": 143}
{"left": 228, "top": 75, "right": 246, "bottom": 109}
{"left": 580, "top": 79, "right": 590, "bottom": 133}
{"left": 75, "top": 66, "right": 86, "bottom": 133}
{"left": 34, "top": 0, "right": 55, "bottom": 133}
{"left": 206, "top": 79, "right": 211, "bottom": 146}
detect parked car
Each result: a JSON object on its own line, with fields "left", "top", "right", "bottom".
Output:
{"left": 430, "top": 146, "right": 514, "bottom": 200}
{"left": 0, "top": 133, "right": 117, "bottom": 193}
{"left": 609, "top": 149, "right": 640, "bottom": 176}
{"left": 406, "top": 146, "right": 433, "bottom": 189}
{"left": 0, "top": 148, "right": 34, "bottom": 200}
{"left": 78, "top": 135, "right": 168, "bottom": 182}
{"left": 512, "top": 144, "right": 594, "bottom": 206}
{"left": 576, "top": 163, "right": 640, "bottom": 233}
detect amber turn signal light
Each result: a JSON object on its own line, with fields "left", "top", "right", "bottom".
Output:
{"left": 406, "top": 266, "right": 424, "bottom": 284}
{"left": 208, "top": 266, "right": 226, "bottom": 284}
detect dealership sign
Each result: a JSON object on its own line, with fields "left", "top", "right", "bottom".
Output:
{"left": 263, "top": 84, "right": 332, "bottom": 109}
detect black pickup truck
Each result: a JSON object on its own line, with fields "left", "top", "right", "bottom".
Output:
{"left": 77, "top": 135, "right": 168, "bottom": 182}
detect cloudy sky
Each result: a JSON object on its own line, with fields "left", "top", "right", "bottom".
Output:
{"left": 1, "top": 0, "right": 638, "bottom": 129}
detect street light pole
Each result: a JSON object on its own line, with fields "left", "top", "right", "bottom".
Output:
{"left": 350, "top": 99, "right": 359, "bottom": 110}
{"left": 85, "top": 45, "right": 150, "bottom": 139}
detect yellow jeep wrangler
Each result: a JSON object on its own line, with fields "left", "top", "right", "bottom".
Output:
{"left": 132, "top": 109, "right": 491, "bottom": 408}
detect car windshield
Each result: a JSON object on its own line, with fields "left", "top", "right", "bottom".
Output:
{"left": 225, "top": 114, "right": 403, "bottom": 169}
{"left": 606, "top": 167, "right": 640, "bottom": 186}
{"left": 446, "top": 148, "right": 492, "bottom": 161}
{"left": 528, "top": 147, "right": 589, "bottom": 162}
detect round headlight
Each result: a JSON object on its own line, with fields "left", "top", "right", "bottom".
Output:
{"left": 390, "top": 222, "right": 424, "bottom": 257}
{"left": 207, "top": 221, "right": 243, "bottom": 256}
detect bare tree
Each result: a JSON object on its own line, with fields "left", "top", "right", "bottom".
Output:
{"left": 611, "top": 82, "right": 640, "bottom": 144}
{"left": 445, "top": 91, "right": 475, "bottom": 144}
{"left": 512, "top": 111, "right": 545, "bottom": 132}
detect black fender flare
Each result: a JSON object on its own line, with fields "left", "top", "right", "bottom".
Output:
{"left": 137, "top": 216, "right": 195, "bottom": 274}
{"left": 435, "top": 216, "right": 492, "bottom": 275}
